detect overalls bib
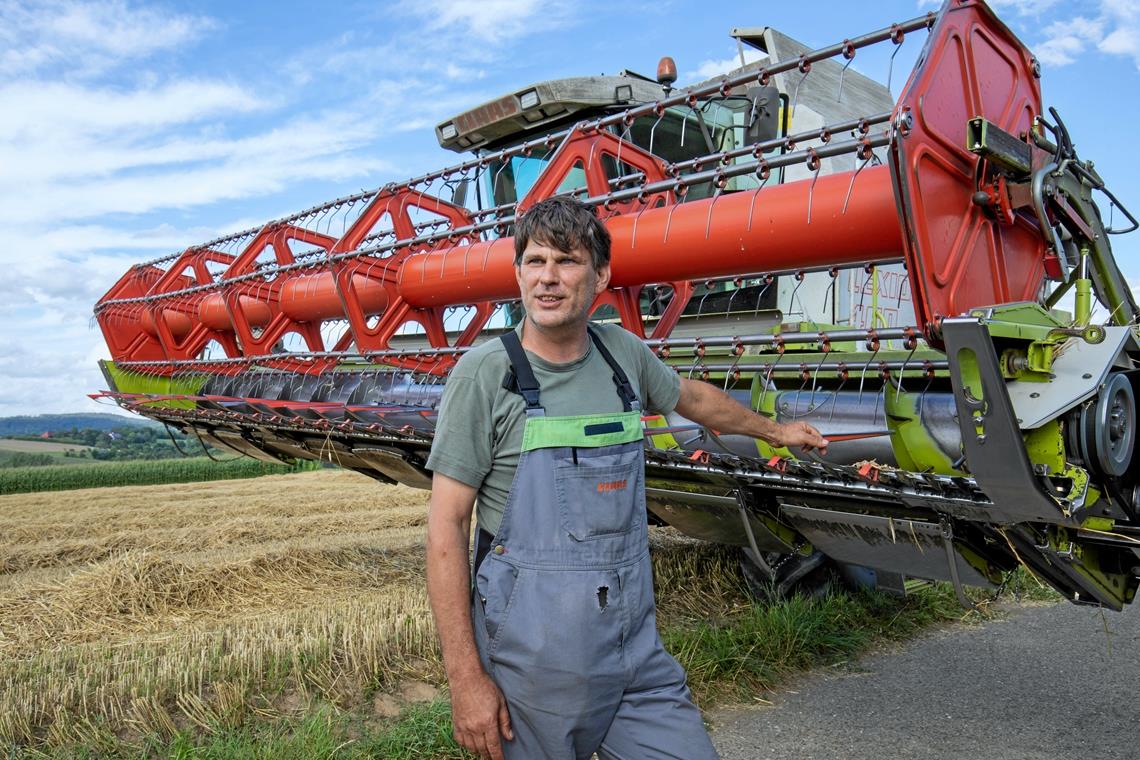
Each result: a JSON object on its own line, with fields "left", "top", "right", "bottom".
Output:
{"left": 471, "top": 328, "right": 719, "bottom": 760}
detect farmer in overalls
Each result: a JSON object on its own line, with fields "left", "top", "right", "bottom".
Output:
{"left": 426, "top": 196, "right": 828, "bottom": 760}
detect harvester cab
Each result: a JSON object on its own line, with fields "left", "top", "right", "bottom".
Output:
{"left": 434, "top": 26, "right": 917, "bottom": 344}
{"left": 94, "top": 1, "right": 1140, "bottom": 610}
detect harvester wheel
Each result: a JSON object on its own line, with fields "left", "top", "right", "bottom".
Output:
{"left": 739, "top": 547, "right": 838, "bottom": 602}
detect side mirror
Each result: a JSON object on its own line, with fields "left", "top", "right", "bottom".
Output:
{"left": 743, "top": 85, "right": 780, "bottom": 147}
{"left": 452, "top": 179, "right": 470, "bottom": 208}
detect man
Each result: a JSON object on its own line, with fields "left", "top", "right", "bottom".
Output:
{"left": 426, "top": 196, "right": 828, "bottom": 760}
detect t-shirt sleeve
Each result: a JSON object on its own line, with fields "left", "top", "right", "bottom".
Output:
{"left": 637, "top": 339, "right": 681, "bottom": 414}
{"left": 425, "top": 374, "right": 494, "bottom": 489}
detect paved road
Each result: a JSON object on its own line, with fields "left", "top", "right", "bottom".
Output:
{"left": 710, "top": 601, "right": 1139, "bottom": 760}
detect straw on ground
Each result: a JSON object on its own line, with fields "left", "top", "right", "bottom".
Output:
{"left": 0, "top": 469, "right": 749, "bottom": 752}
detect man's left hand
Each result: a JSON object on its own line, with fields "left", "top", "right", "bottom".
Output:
{"left": 775, "top": 421, "right": 829, "bottom": 454}
{"left": 675, "top": 378, "right": 829, "bottom": 455}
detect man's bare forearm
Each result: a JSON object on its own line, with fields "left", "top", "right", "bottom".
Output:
{"left": 426, "top": 507, "right": 484, "bottom": 682}
{"left": 426, "top": 473, "right": 513, "bottom": 758}
{"left": 676, "top": 378, "right": 780, "bottom": 441}
{"left": 675, "top": 377, "right": 828, "bottom": 452}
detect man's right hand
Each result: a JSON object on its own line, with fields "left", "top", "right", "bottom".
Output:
{"left": 450, "top": 669, "right": 513, "bottom": 760}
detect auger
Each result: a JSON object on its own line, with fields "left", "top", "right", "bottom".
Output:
{"left": 94, "top": 0, "right": 1140, "bottom": 608}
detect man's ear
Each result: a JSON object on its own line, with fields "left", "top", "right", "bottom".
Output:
{"left": 594, "top": 262, "right": 612, "bottom": 294}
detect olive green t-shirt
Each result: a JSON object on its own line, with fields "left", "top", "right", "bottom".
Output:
{"left": 425, "top": 322, "right": 681, "bottom": 535}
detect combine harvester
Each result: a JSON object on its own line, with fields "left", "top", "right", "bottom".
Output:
{"left": 95, "top": 0, "right": 1140, "bottom": 609}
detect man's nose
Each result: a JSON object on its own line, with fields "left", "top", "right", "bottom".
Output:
{"left": 539, "top": 261, "right": 559, "bottom": 282}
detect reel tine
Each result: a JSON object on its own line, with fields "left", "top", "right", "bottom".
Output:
{"left": 895, "top": 328, "right": 919, "bottom": 402}
{"left": 916, "top": 362, "right": 935, "bottom": 429}
{"left": 790, "top": 64, "right": 809, "bottom": 118}
{"left": 858, "top": 332, "right": 880, "bottom": 408}
{"left": 747, "top": 163, "right": 770, "bottom": 231}
{"left": 886, "top": 25, "right": 906, "bottom": 94}
{"left": 843, "top": 154, "right": 871, "bottom": 215}
{"left": 809, "top": 333, "right": 831, "bottom": 412}
{"left": 791, "top": 364, "right": 811, "bottom": 420}
{"left": 757, "top": 336, "right": 784, "bottom": 411}
{"left": 694, "top": 280, "right": 715, "bottom": 318}
{"left": 823, "top": 267, "right": 839, "bottom": 314}
{"left": 875, "top": 363, "right": 889, "bottom": 426}
{"left": 827, "top": 364, "right": 849, "bottom": 423}
{"left": 648, "top": 106, "right": 665, "bottom": 156}
{"left": 857, "top": 263, "right": 875, "bottom": 325}
{"left": 630, "top": 199, "right": 646, "bottom": 250}
{"left": 754, "top": 273, "right": 774, "bottom": 318}
{"left": 786, "top": 271, "right": 806, "bottom": 321}
{"left": 492, "top": 160, "right": 510, "bottom": 203}
{"left": 724, "top": 278, "right": 744, "bottom": 316}
{"left": 837, "top": 41, "right": 856, "bottom": 102}
{"left": 806, "top": 149, "right": 821, "bottom": 224}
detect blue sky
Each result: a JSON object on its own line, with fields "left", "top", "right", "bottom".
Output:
{"left": 0, "top": 0, "right": 1137, "bottom": 416}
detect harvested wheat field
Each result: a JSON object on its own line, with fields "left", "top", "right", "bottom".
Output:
{"left": 0, "top": 468, "right": 746, "bottom": 753}
{"left": 0, "top": 439, "right": 92, "bottom": 454}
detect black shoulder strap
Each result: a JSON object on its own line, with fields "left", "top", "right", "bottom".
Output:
{"left": 500, "top": 331, "right": 542, "bottom": 409}
{"left": 587, "top": 325, "right": 640, "bottom": 412}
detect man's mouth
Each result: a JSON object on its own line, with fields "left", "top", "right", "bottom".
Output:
{"left": 536, "top": 295, "right": 563, "bottom": 304}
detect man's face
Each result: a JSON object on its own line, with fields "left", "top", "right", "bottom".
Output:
{"left": 515, "top": 240, "right": 611, "bottom": 333}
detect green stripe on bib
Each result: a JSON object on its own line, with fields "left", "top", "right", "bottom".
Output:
{"left": 522, "top": 411, "right": 645, "bottom": 452}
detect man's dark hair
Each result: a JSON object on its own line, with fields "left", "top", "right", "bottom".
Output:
{"left": 513, "top": 196, "right": 612, "bottom": 270}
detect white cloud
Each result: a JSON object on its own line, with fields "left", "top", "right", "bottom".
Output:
{"left": 915, "top": 0, "right": 1140, "bottom": 68}
{"left": 0, "top": 0, "right": 215, "bottom": 77}
{"left": 1100, "top": 23, "right": 1140, "bottom": 59}
{"left": 1026, "top": 0, "right": 1140, "bottom": 69}
{"left": 0, "top": 337, "right": 113, "bottom": 415}
{"left": 687, "top": 47, "right": 767, "bottom": 83}
{"left": 0, "top": 1, "right": 417, "bottom": 416}
{"left": 403, "top": 0, "right": 573, "bottom": 44}
{"left": 0, "top": 80, "right": 263, "bottom": 142}
{"left": 0, "top": 111, "right": 390, "bottom": 225}
{"left": 295, "top": 2, "right": 572, "bottom": 85}
{"left": 0, "top": 5, "right": 399, "bottom": 225}
{"left": 11, "top": 152, "right": 387, "bottom": 226}
{"left": 918, "top": 0, "right": 1065, "bottom": 14}
{"left": 1036, "top": 16, "right": 1106, "bottom": 65}
{"left": 987, "top": 0, "right": 1065, "bottom": 15}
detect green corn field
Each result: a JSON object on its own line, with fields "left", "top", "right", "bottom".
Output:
{"left": 0, "top": 456, "right": 318, "bottom": 495}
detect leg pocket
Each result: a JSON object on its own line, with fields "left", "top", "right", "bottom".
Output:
{"left": 475, "top": 557, "right": 520, "bottom": 653}
{"left": 554, "top": 448, "right": 642, "bottom": 540}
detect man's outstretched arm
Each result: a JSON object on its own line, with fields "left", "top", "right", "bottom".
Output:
{"left": 426, "top": 472, "right": 513, "bottom": 760}
{"left": 674, "top": 377, "right": 829, "bottom": 453}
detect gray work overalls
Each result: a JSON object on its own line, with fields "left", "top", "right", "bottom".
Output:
{"left": 471, "top": 328, "right": 719, "bottom": 760}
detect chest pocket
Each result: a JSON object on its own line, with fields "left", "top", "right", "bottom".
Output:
{"left": 553, "top": 445, "right": 643, "bottom": 540}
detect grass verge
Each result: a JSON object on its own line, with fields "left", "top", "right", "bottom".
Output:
{"left": 666, "top": 584, "right": 968, "bottom": 705}
{"left": 15, "top": 702, "right": 472, "bottom": 760}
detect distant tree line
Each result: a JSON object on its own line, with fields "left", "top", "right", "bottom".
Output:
{"left": 7, "top": 426, "right": 219, "bottom": 465}
{"left": 0, "top": 413, "right": 153, "bottom": 436}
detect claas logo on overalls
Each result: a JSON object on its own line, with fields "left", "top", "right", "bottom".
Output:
{"left": 597, "top": 479, "right": 628, "bottom": 494}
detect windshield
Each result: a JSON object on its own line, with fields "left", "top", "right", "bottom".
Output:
{"left": 477, "top": 95, "right": 785, "bottom": 209}
{"left": 479, "top": 148, "right": 587, "bottom": 210}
